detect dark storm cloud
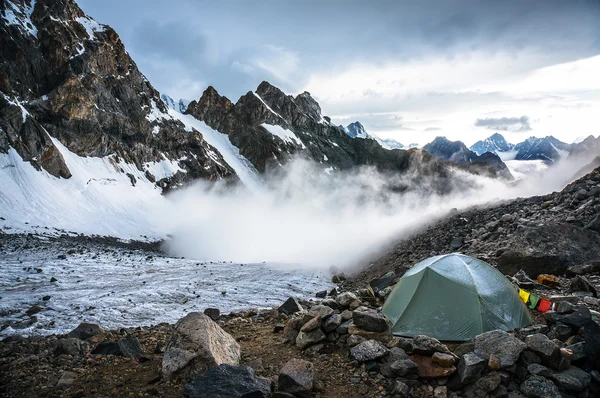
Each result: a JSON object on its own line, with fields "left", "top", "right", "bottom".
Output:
{"left": 475, "top": 116, "right": 532, "bottom": 131}
{"left": 77, "top": 0, "right": 600, "bottom": 101}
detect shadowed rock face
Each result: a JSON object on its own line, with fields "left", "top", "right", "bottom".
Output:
{"left": 0, "top": 0, "right": 233, "bottom": 186}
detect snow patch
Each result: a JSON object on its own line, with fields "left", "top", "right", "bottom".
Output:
{"left": 75, "top": 16, "right": 105, "bottom": 40}
{"left": 261, "top": 123, "right": 306, "bottom": 149}
{"left": 144, "top": 155, "right": 186, "bottom": 181}
{"left": 1, "top": 0, "right": 37, "bottom": 38}
{"left": 168, "top": 109, "right": 261, "bottom": 191}
{"left": 253, "top": 92, "right": 286, "bottom": 122}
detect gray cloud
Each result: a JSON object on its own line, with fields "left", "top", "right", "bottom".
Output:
{"left": 77, "top": 0, "right": 600, "bottom": 101}
{"left": 475, "top": 116, "right": 532, "bottom": 131}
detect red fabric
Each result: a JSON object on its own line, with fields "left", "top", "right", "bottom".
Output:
{"left": 537, "top": 299, "right": 552, "bottom": 313}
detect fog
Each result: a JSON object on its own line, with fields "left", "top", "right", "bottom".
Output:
{"left": 163, "top": 154, "right": 597, "bottom": 270}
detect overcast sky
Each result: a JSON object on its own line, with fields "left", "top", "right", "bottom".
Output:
{"left": 78, "top": 0, "right": 600, "bottom": 146}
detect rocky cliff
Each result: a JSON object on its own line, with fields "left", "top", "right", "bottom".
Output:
{"left": 0, "top": 0, "right": 234, "bottom": 191}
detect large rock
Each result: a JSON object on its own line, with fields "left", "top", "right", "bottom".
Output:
{"left": 92, "top": 338, "right": 144, "bottom": 359}
{"left": 296, "top": 328, "right": 326, "bottom": 350}
{"left": 308, "top": 305, "right": 334, "bottom": 319}
{"left": 322, "top": 314, "right": 342, "bottom": 333}
{"left": 347, "top": 324, "right": 392, "bottom": 343}
{"left": 520, "top": 375, "right": 561, "bottom": 398}
{"left": 183, "top": 365, "right": 272, "bottom": 398}
{"left": 569, "top": 275, "right": 597, "bottom": 297}
{"left": 335, "top": 292, "right": 361, "bottom": 309}
{"left": 525, "top": 333, "right": 568, "bottom": 370}
{"left": 474, "top": 330, "right": 526, "bottom": 368}
{"left": 583, "top": 318, "right": 600, "bottom": 371}
{"left": 352, "top": 307, "right": 390, "bottom": 333}
{"left": 412, "top": 335, "right": 453, "bottom": 356}
{"left": 278, "top": 358, "right": 314, "bottom": 397}
{"left": 546, "top": 305, "right": 592, "bottom": 329}
{"left": 54, "top": 338, "right": 90, "bottom": 357}
{"left": 162, "top": 312, "right": 241, "bottom": 379}
{"left": 350, "top": 339, "right": 389, "bottom": 362}
{"left": 409, "top": 354, "right": 456, "bottom": 379}
{"left": 458, "top": 352, "right": 486, "bottom": 384}
{"left": 279, "top": 297, "right": 304, "bottom": 315}
{"left": 67, "top": 323, "right": 103, "bottom": 340}
{"left": 549, "top": 366, "right": 591, "bottom": 391}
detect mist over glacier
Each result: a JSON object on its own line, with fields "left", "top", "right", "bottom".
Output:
{"left": 163, "top": 154, "right": 596, "bottom": 269}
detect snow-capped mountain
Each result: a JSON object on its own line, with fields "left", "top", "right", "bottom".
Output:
{"left": 423, "top": 137, "right": 512, "bottom": 179}
{"left": 513, "top": 136, "right": 571, "bottom": 163}
{"left": 160, "top": 94, "right": 190, "bottom": 114}
{"left": 341, "top": 121, "right": 406, "bottom": 150}
{"left": 345, "top": 121, "right": 373, "bottom": 139}
{"left": 470, "top": 133, "right": 514, "bottom": 155}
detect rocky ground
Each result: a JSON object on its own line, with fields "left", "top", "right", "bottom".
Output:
{"left": 1, "top": 167, "right": 599, "bottom": 398}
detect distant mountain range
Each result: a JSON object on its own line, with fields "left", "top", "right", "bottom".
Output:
{"left": 340, "top": 121, "right": 417, "bottom": 150}
{"left": 470, "top": 133, "right": 600, "bottom": 164}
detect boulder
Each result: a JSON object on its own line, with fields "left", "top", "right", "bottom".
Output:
{"left": 183, "top": 364, "right": 271, "bottom": 398}
{"left": 162, "top": 312, "right": 241, "bottom": 379}
{"left": 566, "top": 263, "right": 600, "bottom": 276}
{"left": 92, "top": 338, "right": 144, "bottom": 359}
{"left": 569, "top": 275, "right": 597, "bottom": 297}
{"left": 585, "top": 213, "right": 600, "bottom": 233}
{"left": 203, "top": 308, "right": 220, "bottom": 321}
{"left": 347, "top": 324, "right": 391, "bottom": 343}
{"left": 432, "top": 352, "right": 455, "bottom": 367}
{"left": 54, "top": 338, "right": 90, "bottom": 357}
{"left": 549, "top": 366, "right": 591, "bottom": 391}
{"left": 545, "top": 305, "right": 591, "bottom": 329}
{"left": 283, "top": 318, "right": 302, "bottom": 343}
{"left": 463, "top": 372, "right": 501, "bottom": 398}
{"left": 390, "top": 359, "right": 418, "bottom": 377}
{"left": 369, "top": 272, "right": 397, "bottom": 292}
{"left": 525, "top": 333, "right": 567, "bottom": 370}
{"left": 520, "top": 375, "right": 561, "bottom": 398}
{"left": 296, "top": 328, "right": 326, "bottom": 350}
{"left": 412, "top": 335, "right": 453, "bottom": 356}
{"left": 352, "top": 307, "right": 390, "bottom": 333}
{"left": 308, "top": 305, "right": 334, "bottom": 319}
{"left": 389, "top": 380, "right": 411, "bottom": 397}
{"left": 300, "top": 316, "right": 321, "bottom": 332}
{"left": 346, "top": 335, "right": 366, "bottom": 347}
{"left": 335, "top": 292, "right": 361, "bottom": 309}
{"left": 350, "top": 339, "right": 389, "bottom": 362}
{"left": 527, "top": 363, "right": 552, "bottom": 377}
{"left": 458, "top": 352, "right": 486, "bottom": 384}
{"left": 583, "top": 318, "right": 600, "bottom": 371}
{"left": 322, "top": 314, "right": 342, "bottom": 333}
{"left": 279, "top": 298, "right": 304, "bottom": 315}
{"left": 409, "top": 354, "right": 456, "bottom": 379}
{"left": 67, "top": 323, "right": 103, "bottom": 340}
{"left": 278, "top": 358, "right": 314, "bottom": 397}
{"left": 315, "top": 290, "right": 327, "bottom": 298}
{"left": 474, "top": 330, "right": 526, "bottom": 368}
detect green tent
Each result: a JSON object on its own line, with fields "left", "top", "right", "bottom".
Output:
{"left": 382, "top": 253, "right": 532, "bottom": 341}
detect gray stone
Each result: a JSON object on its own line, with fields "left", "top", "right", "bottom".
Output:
{"left": 432, "top": 352, "right": 455, "bottom": 367}
{"left": 203, "top": 308, "right": 220, "bottom": 321}
{"left": 300, "top": 316, "right": 321, "bottom": 332}
{"left": 54, "top": 338, "right": 90, "bottom": 357}
{"left": 322, "top": 313, "right": 342, "bottom": 332}
{"left": 566, "top": 342, "right": 586, "bottom": 361}
{"left": 92, "top": 338, "right": 144, "bottom": 359}
{"left": 569, "top": 275, "right": 597, "bottom": 297}
{"left": 389, "top": 380, "right": 411, "bottom": 397}
{"left": 335, "top": 319, "right": 352, "bottom": 335}
{"left": 278, "top": 358, "right": 314, "bottom": 397}
{"left": 296, "top": 328, "right": 326, "bottom": 350}
{"left": 279, "top": 297, "right": 304, "bottom": 315}
{"left": 162, "top": 312, "right": 241, "bottom": 379}
{"left": 308, "top": 305, "right": 334, "bottom": 319}
{"left": 545, "top": 305, "right": 592, "bottom": 329}
{"left": 520, "top": 375, "right": 561, "bottom": 398}
{"left": 67, "top": 323, "right": 103, "bottom": 340}
{"left": 56, "top": 371, "right": 77, "bottom": 387}
{"left": 525, "top": 333, "right": 566, "bottom": 370}
{"left": 474, "top": 330, "right": 526, "bottom": 368}
{"left": 350, "top": 339, "right": 389, "bottom": 362}
{"left": 352, "top": 307, "right": 390, "bottom": 333}
{"left": 412, "top": 335, "right": 452, "bottom": 355}
{"left": 183, "top": 364, "right": 271, "bottom": 398}
{"left": 346, "top": 335, "right": 366, "bottom": 347}
{"left": 527, "top": 364, "right": 551, "bottom": 377}
{"left": 458, "top": 352, "right": 486, "bottom": 384}
{"left": 549, "top": 366, "right": 591, "bottom": 391}
{"left": 390, "top": 359, "right": 418, "bottom": 377}
{"left": 335, "top": 292, "right": 361, "bottom": 309}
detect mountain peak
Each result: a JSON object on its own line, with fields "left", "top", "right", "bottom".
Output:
{"left": 346, "top": 121, "right": 371, "bottom": 139}
{"left": 256, "top": 81, "right": 284, "bottom": 97}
